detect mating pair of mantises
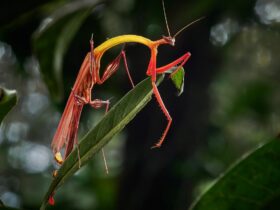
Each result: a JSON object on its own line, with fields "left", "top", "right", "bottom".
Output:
{"left": 51, "top": 1, "right": 202, "bottom": 174}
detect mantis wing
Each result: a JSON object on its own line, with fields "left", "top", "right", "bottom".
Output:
{"left": 51, "top": 93, "right": 82, "bottom": 156}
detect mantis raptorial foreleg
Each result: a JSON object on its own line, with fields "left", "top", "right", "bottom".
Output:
{"left": 156, "top": 52, "right": 191, "bottom": 75}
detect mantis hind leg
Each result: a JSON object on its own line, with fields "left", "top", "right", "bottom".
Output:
{"left": 72, "top": 96, "right": 111, "bottom": 169}
{"left": 99, "top": 49, "right": 135, "bottom": 88}
{"left": 89, "top": 99, "right": 110, "bottom": 174}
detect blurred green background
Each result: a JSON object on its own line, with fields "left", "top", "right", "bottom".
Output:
{"left": 1, "top": 0, "right": 280, "bottom": 209}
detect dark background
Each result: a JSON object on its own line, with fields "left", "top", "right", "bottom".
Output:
{"left": 0, "top": 0, "right": 280, "bottom": 209}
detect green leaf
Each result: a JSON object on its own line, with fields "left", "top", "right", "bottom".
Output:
{"left": 190, "top": 137, "right": 280, "bottom": 210}
{"left": 170, "top": 67, "right": 185, "bottom": 96}
{"left": 33, "top": 0, "right": 102, "bottom": 103}
{"left": 40, "top": 75, "right": 164, "bottom": 210}
{"left": 0, "top": 87, "right": 17, "bottom": 124}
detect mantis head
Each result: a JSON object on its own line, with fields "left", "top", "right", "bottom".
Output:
{"left": 162, "top": 36, "right": 175, "bottom": 46}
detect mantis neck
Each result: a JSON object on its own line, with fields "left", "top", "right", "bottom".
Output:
{"left": 94, "top": 35, "right": 154, "bottom": 55}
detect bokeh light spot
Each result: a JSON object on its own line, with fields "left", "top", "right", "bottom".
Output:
{"left": 210, "top": 18, "right": 239, "bottom": 46}
{"left": 255, "top": 0, "right": 280, "bottom": 24}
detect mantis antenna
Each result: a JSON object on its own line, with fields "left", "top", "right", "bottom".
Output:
{"left": 162, "top": 0, "right": 204, "bottom": 39}
{"left": 174, "top": 16, "right": 205, "bottom": 38}
{"left": 162, "top": 0, "right": 171, "bottom": 37}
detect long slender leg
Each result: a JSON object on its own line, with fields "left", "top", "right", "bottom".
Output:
{"left": 156, "top": 52, "right": 191, "bottom": 75}
{"left": 121, "top": 51, "right": 135, "bottom": 88}
{"left": 147, "top": 51, "right": 191, "bottom": 148}
{"left": 73, "top": 95, "right": 111, "bottom": 170}
{"left": 151, "top": 82, "right": 172, "bottom": 148}
{"left": 101, "top": 149, "right": 109, "bottom": 174}
{"left": 103, "top": 101, "right": 110, "bottom": 174}
{"left": 89, "top": 99, "right": 110, "bottom": 174}
{"left": 72, "top": 96, "right": 111, "bottom": 168}
{"left": 89, "top": 99, "right": 110, "bottom": 109}
{"left": 99, "top": 50, "right": 135, "bottom": 88}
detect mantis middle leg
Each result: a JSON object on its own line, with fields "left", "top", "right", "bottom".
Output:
{"left": 98, "top": 50, "right": 135, "bottom": 88}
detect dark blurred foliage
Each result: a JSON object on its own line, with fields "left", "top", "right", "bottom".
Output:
{"left": 0, "top": 0, "right": 280, "bottom": 209}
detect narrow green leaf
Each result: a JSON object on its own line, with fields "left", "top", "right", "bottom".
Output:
{"left": 33, "top": 0, "right": 101, "bottom": 103}
{"left": 40, "top": 75, "right": 164, "bottom": 210}
{"left": 0, "top": 87, "right": 17, "bottom": 124}
{"left": 170, "top": 67, "right": 185, "bottom": 96}
{"left": 190, "top": 137, "right": 280, "bottom": 210}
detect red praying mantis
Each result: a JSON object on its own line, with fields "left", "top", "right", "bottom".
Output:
{"left": 51, "top": 0, "right": 202, "bottom": 175}
{"left": 48, "top": 0, "right": 203, "bottom": 205}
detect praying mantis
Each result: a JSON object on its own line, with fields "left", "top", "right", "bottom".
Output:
{"left": 48, "top": 0, "right": 203, "bottom": 205}
{"left": 51, "top": 0, "right": 202, "bottom": 174}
